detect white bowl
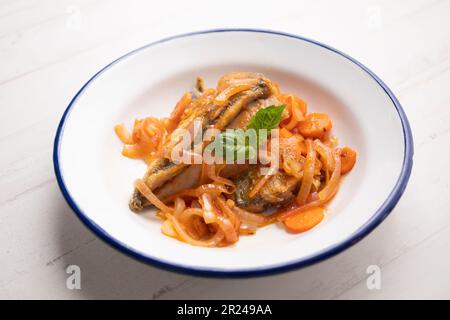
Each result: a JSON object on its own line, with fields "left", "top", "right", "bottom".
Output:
{"left": 54, "top": 29, "right": 413, "bottom": 277}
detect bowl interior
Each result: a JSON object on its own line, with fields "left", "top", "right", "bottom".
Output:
{"left": 57, "top": 31, "right": 406, "bottom": 273}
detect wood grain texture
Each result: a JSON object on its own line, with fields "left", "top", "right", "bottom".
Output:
{"left": 0, "top": 0, "right": 449, "bottom": 299}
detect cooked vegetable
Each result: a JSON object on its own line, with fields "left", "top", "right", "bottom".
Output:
{"left": 214, "top": 84, "right": 252, "bottom": 106}
{"left": 296, "top": 139, "right": 316, "bottom": 205}
{"left": 284, "top": 207, "right": 324, "bottom": 233}
{"left": 114, "top": 123, "right": 133, "bottom": 144}
{"left": 339, "top": 147, "right": 357, "bottom": 174}
{"left": 297, "top": 113, "right": 332, "bottom": 139}
{"left": 166, "top": 92, "right": 192, "bottom": 132}
{"left": 281, "top": 94, "right": 307, "bottom": 130}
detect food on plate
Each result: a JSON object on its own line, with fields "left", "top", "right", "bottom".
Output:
{"left": 114, "top": 72, "right": 356, "bottom": 247}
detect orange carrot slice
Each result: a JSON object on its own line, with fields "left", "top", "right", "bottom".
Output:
{"left": 284, "top": 206, "right": 324, "bottom": 233}
{"left": 279, "top": 127, "right": 293, "bottom": 138}
{"left": 339, "top": 147, "right": 357, "bottom": 174}
{"left": 114, "top": 123, "right": 133, "bottom": 144}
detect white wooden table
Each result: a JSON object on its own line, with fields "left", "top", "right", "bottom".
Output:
{"left": 1, "top": 0, "right": 449, "bottom": 299}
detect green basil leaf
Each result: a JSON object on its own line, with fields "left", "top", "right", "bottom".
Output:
{"left": 247, "top": 104, "right": 286, "bottom": 133}
{"left": 205, "top": 104, "right": 285, "bottom": 161}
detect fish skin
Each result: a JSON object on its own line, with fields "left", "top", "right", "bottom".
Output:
{"left": 154, "top": 164, "right": 202, "bottom": 200}
{"left": 259, "top": 173, "right": 299, "bottom": 204}
{"left": 227, "top": 95, "right": 280, "bottom": 129}
{"left": 234, "top": 168, "right": 300, "bottom": 213}
{"left": 154, "top": 163, "right": 250, "bottom": 201}
{"left": 210, "top": 79, "right": 270, "bottom": 128}
{"left": 129, "top": 78, "right": 271, "bottom": 212}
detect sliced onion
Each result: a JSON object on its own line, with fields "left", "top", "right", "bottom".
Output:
{"left": 173, "top": 197, "right": 186, "bottom": 218}
{"left": 122, "top": 144, "right": 143, "bottom": 159}
{"left": 314, "top": 139, "right": 334, "bottom": 172}
{"left": 239, "top": 227, "right": 257, "bottom": 236}
{"left": 214, "top": 84, "right": 252, "bottom": 106}
{"left": 232, "top": 206, "right": 271, "bottom": 227}
{"left": 177, "top": 208, "right": 204, "bottom": 239}
{"left": 308, "top": 192, "right": 319, "bottom": 202}
{"left": 277, "top": 151, "right": 341, "bottom": 221}
{"left": 168, "top": 214, "right": 224, "bottom": 247}
{"left": 283, "top": 105, "right": 299, "bottom": 130}
{"left": 207, "top": 164, "right": 236, "bottom": 192}
{"left": 191, "top": 183, "right": 231, "bottom": 196}
{"left": 200, "top": 193, "right": 217, "bottom": 224}
{"left": 296, "top": 139, "right": 316, "bottom": 205}
{"left": 192, "top": 216, "right": 208, "bottom": 239}
{"left": 178, "top": 208, "right": 203, "bottom": 222}
{"left": 215, "top": 213, "right": 238, "bottom": 244}
{"left": 292, "top": 102, "right": 305, "bottom": 121}
{"left": 135, "top": 179, "right": 173, "bottom": 213}
{"left": 215, "top": 196, "right": 240, "bottom": 231}
{"left": 199, "top": 194, "right": 237, "bottom": 243}
{"left": 227, "top": 199, "right": 273, "bottom": 227}
{"left": 161, "top": 219, "right": 177, "bottom": 238}
{"left": 165, "top": 183, "right": 231, "bottom": 202}
{"left": 317, "top": 151, "right": 341, "bottom": 201}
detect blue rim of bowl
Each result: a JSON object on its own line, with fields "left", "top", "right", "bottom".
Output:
{"left": 53, "top": 28, "right": 414, "bottom": 278}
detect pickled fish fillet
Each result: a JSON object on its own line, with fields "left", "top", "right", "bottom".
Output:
{"left": 153, "top": 94, "right": 280, "bottom": 201}
{"left": 129, "top": 75, "right": 270, "bottom": 211}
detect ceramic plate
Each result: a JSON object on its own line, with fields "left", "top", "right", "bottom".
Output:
{"left": 54, "top": 29, "right": 413, "bottom": 277}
